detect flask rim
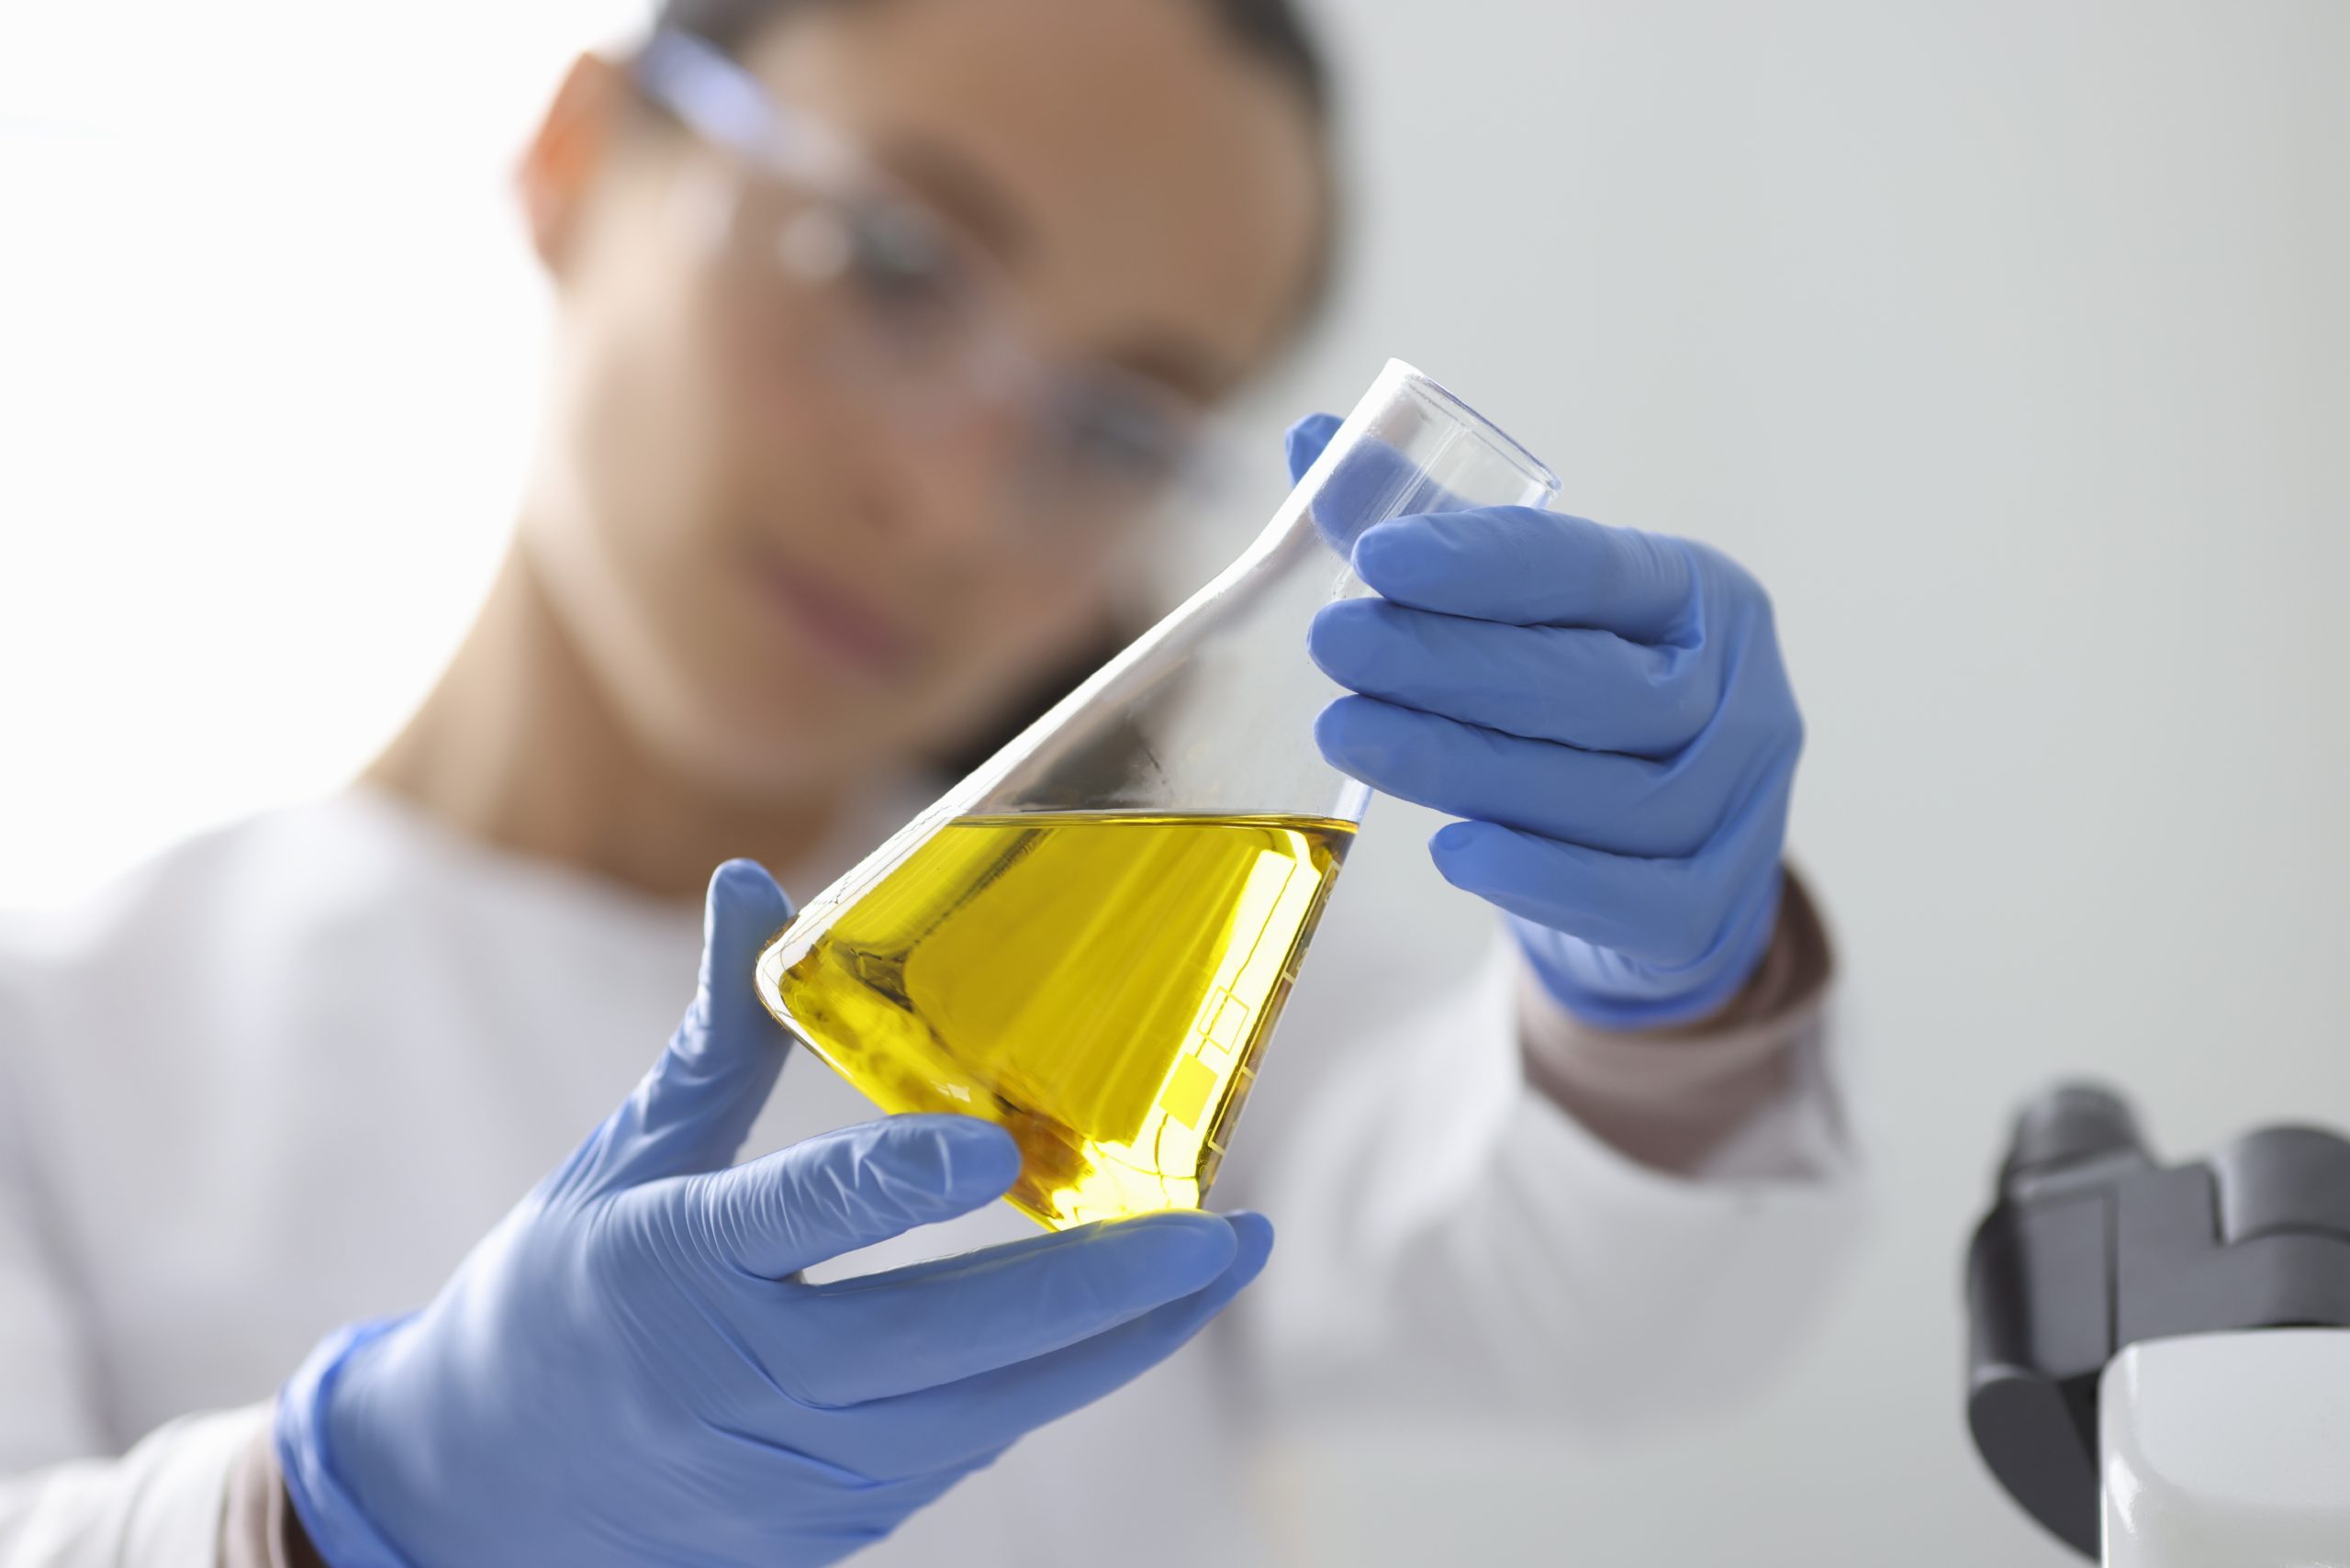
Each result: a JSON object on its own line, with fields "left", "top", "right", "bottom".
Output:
{"left": 1378, "top": 358, "right": 1562, "bottom": 505}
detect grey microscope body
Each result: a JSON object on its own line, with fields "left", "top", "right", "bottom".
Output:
{"left": 1966, "top": 1086, "right": 2350, "bottom": 1562}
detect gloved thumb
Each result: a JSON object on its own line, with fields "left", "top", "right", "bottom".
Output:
{"left": 1284, "top": 412, "right": 1343, "bottom": 486}
{"left": 1286, "top": 412, "right": 1477, "bottom": 558}
{"left": 572, "top": 860, "right": 797, "bottom": 1196}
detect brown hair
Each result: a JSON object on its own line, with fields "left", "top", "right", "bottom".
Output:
{"left": 655, "top": 0, "right": 1332, "bottom": 120}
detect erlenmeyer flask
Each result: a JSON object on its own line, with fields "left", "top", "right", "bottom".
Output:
{"left": 756, "top": 360, "right": 1561, "bottom": 1228}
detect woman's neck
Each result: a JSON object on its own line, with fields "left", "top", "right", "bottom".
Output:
{"left": 364, "top": 543, "right": 842, "bottom": 902}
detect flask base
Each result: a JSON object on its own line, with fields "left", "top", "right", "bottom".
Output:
{"left": 760, "top": 810, "right": 1352, "bottom": 1227}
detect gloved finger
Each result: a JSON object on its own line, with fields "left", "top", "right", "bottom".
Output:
{"left": 1315, "top": 695, "right": 1750, "bottom": 857}
{"left": 1351, "top": 509, "right": 1703, "bottom": 641}
{"left": 1287, "top": 419, "right": 1485, "bottom": 556}
{"left": 1283, "top": 413, "right": 1343, "bottom": 485}
{"left": 1429, "top": 766, "right": 1794, "bottom": 968}
{"left": 694, "top": 1114, "right": 1022, "bottom": 1280}
{"left": 1509, "top": 886, "right": 1781, "bottom": 1025}
{"left": 572, "top": 860, "right": 797, "bottom": 1194}
{"left": 810, "top": 1211, "right": 1274, "bottom": 1480}
{"left": 1308, "top": 599, "right": 1718, "bottom": 758}
{"left": 764, "top": 1211, "right": 1240, "bottom": 1406}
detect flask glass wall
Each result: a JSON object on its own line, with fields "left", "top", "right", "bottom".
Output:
{"left": 757, "top": 361, "right": 1561, "bottom": 1227}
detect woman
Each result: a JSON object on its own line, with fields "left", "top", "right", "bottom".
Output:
{"left": 0, "top": 0, "right": 1852, "bottom": 1562}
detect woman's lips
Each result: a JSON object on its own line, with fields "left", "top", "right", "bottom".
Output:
{"left": 746, "top": 547, "right": 919, "bottom": 680}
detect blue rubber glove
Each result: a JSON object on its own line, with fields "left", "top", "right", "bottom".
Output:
{"left": 1288, "top": 415, "right": 1800, "bottom": 1031}
{"left": 276, "top": 860, "right": 1272, "bottom": 1568}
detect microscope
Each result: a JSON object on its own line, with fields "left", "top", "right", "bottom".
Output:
{"left": 1965, "top": 1085, "right": 2350, "bottom": 1564}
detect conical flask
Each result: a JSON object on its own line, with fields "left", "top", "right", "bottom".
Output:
{"left": 756, "top": 360, "right": 1561, "bottom": 1228}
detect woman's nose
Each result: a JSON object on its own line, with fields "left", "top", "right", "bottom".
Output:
{"left": 878, "top": 393, "right": 1037, "bottom": 557}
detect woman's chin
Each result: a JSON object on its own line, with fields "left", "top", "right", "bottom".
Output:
{"left": 643, "top": 682, "right": 908, "bottom": 804}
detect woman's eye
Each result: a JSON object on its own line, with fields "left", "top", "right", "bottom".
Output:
{"left": 842, "top": 205, "right": 964, "bottom": 321}
{"left": 1059, "top": 395, "right": 1183, "bottom": 487}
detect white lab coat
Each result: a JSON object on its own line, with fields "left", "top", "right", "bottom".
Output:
{"left": 0, "top": 788, "right": 1856, "bottom": 1566}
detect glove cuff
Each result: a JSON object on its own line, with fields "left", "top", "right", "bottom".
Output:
{"left": 1515, "top": 870, "right": 1784, "bottom": 1032}
{"left": 274, "top": 1318, "right": 424, "bottom": 1568}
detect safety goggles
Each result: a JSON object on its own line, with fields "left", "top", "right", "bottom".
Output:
{"left": 631, "top": 30, "right": 1213, "bottom": 539}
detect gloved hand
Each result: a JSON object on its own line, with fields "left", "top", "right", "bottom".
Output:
{"left": 276, "top": 859, "right": 1272, "bottom": 1568}
{"left": 1288, "top": 416, "right": 1800, "bottom": 1031}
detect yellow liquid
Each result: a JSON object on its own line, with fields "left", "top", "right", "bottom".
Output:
{"left": 767, "top": 811, "right": 1353, "bottom": 1228}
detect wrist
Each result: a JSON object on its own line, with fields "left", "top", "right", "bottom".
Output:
{"left": 1514, "top": 868, "right": 1835, "bottom": 1174}
{"left": 274, "top": 1319, "right": 424, "bottom": 1568}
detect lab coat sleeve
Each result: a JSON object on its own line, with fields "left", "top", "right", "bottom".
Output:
{"left": 0, "top": 1019, "right": 109, "bottom": 1475}
{"left": 1244, "top": 938, "right": 1861, "bottom": 1429}
{"left": 0, "top": 984, "right": 255, "bottom": 1567}
{"left": 0, "top": 1409, "right": 262, "bottom": 1568}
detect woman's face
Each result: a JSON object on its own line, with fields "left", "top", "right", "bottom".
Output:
{"left": 518, "top": 0, "right": 1325, "bottom": 798}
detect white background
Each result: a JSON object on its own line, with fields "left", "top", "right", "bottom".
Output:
{"left": 5, "top": 2, "right": 2347, "bottom": 1562}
